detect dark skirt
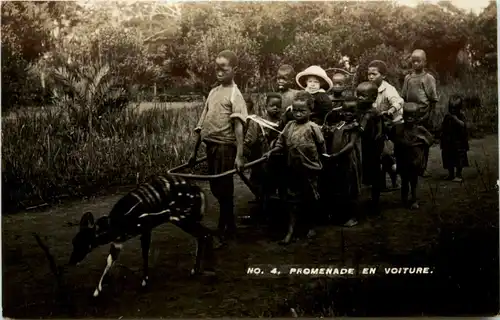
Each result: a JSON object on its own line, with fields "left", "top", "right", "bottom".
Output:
{"left": 441, "top": 148, "right": 469, "bottom": 169}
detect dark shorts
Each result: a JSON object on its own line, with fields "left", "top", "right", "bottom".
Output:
{"left": 205, "top": 142, "right": 236, "bottom": 200}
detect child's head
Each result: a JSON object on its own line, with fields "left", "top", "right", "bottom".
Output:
{"left": 243, "top": 93, "right": 254, "bottom": 114}
{"left": 410, "top": 49, "right": 426, "bottom": 72}
{"left": 448, "top": 94, "right": 464, "bottom": 115}
{"left": 355, "top": 81, "right": 378, "bottom": 110}
{"left": 265, "top": 92, "right": 282, "bottom": 118}
{"left": 291, "top": 91, "right": 314, "bottom": 123}
{"left": 331, "top": 73, "right": 347, "bottom": 94}
{"left": 296, "top": 66, "right": 333, "bottom": 92}
{"left": 305, "top": 76, "right": 322, "bottom": 91}
{"left": 367, "top": 60, "right": 387, "bottom": 87}
{"left": 403, "top": 102, "right": 420, "bottom": 125}
{"left": 276, "top": 64, "right": 296, "bottom": 91}
{"left": 215, "top": 50, "right": 238, "bottom": 84}
{"left": 341, "top": 95, "right": 358, "bottom": 123}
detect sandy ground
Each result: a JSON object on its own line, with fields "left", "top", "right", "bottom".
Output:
{"left": 3, "top": 135, "right": 499, "bottom": 317}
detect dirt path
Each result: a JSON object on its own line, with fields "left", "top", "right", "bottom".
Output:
{"left": 3, "top": 135, "right": 498, "bottom": 318}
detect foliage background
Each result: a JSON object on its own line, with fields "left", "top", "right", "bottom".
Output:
{"left": 1, "top": 1, "right": 498, "bottom": 211}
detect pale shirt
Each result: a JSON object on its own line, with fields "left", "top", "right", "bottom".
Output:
{"left": 195, "top": 83, "right": 248, "bottom": 145}
{"left": 374, "top": 80, "right": 404, "bottom": 123}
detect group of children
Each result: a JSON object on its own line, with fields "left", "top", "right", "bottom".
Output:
{"left": 191, "top": 49, "right": 470, "bottom": 246}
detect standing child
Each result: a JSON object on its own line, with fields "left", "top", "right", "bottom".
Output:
{"left": 388, "top": 103, "right": 434, "bottom": 209}
{"left": 355, "top": 81, "right": 386, "bottom": 212}
{"left": 296, "top": 65, "right": 334, "bottom": 126}
{"left": 244, "top": 92, "right": 284, "bottom": 220}
{"left": 321, "top": 96, "right": 362, "bottom": 227}
{"left": 265, "top": 91, "right": 326, "bottom": 244}
{"left": 189, "top": 50, "right": 248, "bottom": 244}
{"left": 401, "top": 49, "right": 439, "bottom": 177}
{"left": 440, "top": 94, "right": 469, "bottom": 182}
{"left": 328, "top": 72, "right": 350, "bottom": 125}
{"left": 367, "top": 59, "right": 404, "bottom": 191}
{"left": 277, "top": 64, "right": 300, "bottom": 126}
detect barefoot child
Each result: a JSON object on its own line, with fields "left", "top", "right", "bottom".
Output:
{"left": 265, "top": 91, "right": 326, "bottom": 244}
{"left": 401, "top": 49, "right": 439, "bottom": 177}
{"left": 367, "top": 59, "right": 404, "bottom": 191}
{"left": 321, "top": 96, "right": 362, "bottom": 227}
{"left": 355, "top": 81, "right": 386, "bottom": 212}
{"left": 440, "top": 94, "right": 469, "bottom": 182}
{"left": 244, "top": 92, "right": 284, "bottom": 220}
{"left": 189, "top": 50, "right": 248, "bottom": 243}
{"left": 388, "top": 103, "right": 434, "bottom": 209}
{"left": 296, "top": 65, "right": 334, "bottom": 125}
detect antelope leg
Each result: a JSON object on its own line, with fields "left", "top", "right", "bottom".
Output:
{"left": 140, "top": 231, "right": 152, "bottom": 287}
{"left": 94, "top": 243, "right": 122, "bottom": 297}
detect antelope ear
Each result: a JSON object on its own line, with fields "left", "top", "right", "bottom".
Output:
{"left": 80, "top": 212, "right": 95, "bottom": 230}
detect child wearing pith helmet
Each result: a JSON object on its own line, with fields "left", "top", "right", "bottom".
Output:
{"left": 296, "top": 65, "right": 334, "bottom": 126}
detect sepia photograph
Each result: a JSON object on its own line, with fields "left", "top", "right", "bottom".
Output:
{"left": 2, "top": 0, "right": 498, "bottom": 317}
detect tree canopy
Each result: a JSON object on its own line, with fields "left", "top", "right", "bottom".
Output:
{"left": 1, "top": 1, "right": 496, "bottom": 108}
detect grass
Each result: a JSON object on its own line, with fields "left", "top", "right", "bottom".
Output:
{"left": 2, "top": 71, "right": 498, "bottom": 212}
{"left": 2, "top": 104, "right": 204, "bottom": 212}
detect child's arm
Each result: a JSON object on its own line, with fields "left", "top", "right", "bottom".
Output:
{"left": 450, "top": 113, "right": 466, "bottom": 127}
{"left": 312, "top": 124, "right": 327, "bottom": 155}
{"left": 423, "top": 73, "right": 439, "bottom": 114}
{"left": 401, "top": 74, "right": 410, "bottom": 101}
{"left": 264, "top": 122, "right": 289, "bottom": 158}
{"left": 331, "top": 130, "right": 358, "bottom": 158}
{"left": 386, "top": 85, "right": 404, "bottom": 118}
{"left": 230, "top": 88, "right": 249, "bottom": 171}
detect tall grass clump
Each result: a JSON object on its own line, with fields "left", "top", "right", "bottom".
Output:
{"left": 430, "top": 70, "right": 498, "bottom": 138}
{"left": 2, "top": 104, "right": 203, "bottom": 212}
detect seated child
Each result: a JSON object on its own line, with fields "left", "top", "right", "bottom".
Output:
{"left": 265, "top": 91, "right": 326, "bottom": 244}
{"left": 244, "top": 92, "right": 284, "bottom": 218}
{"left": 440, "top": 94, "right": 469, "bottom": 182}
{"left": 321, "top": 96, "right": 362, "bottom": 227}
{"left": 296, "top": 65, "right": 334, "bottom": 126}
{"left": 388, "top": 103, "right": 434, "bottom": 209}
{"left": 355, "top": 81, "right": 386, "bottom": 212}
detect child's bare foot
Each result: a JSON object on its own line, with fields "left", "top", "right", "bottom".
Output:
{"left": 391, "top": 183, "right": 401, "bottom": 190}
{"left": 344, "top": 218, "right": 358, "bottom": 227}
{"left": 279, "top": 234, "right": 293, "bottom": 245}
{"left": 306, "top": 229, "right": 317, "bottom": 239}
{"left": 410, "top": 201, "right": 419, "bottom": 210}
{"left": 452, "top": 176, "right": 463, "bottom": 183}
{"left": 444, "top": 175, "right": 455, "bottom": 181}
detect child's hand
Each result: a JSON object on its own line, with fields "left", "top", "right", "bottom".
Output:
{"left": 264, "top": 151, "right": 273, "bottom": 159}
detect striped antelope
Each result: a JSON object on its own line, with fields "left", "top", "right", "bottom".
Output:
{"left": 68, "top": 174, "right": 216, "bottom": 297}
